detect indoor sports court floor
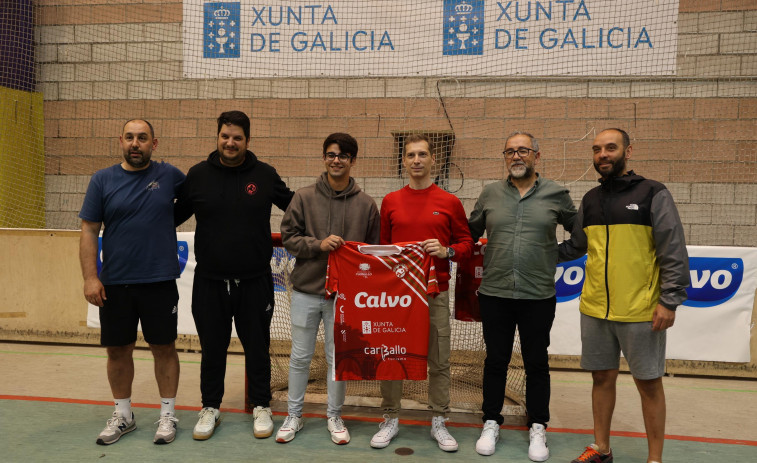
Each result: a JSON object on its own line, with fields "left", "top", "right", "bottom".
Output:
{"left": 1, "top": 341, "right": 755, "bottom": 462}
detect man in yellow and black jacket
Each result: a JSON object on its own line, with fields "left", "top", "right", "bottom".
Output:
{"left": 559, "top": 128, "right": 689, "bottom": 463}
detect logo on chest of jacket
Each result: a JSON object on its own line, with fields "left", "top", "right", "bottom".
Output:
{"left": 146, "top": 180, "right": 160, "bottom": 191}
{"left": 625, "top": 203, "right": 639, "bottom": 210}
{"left": 245, "top": 182, "right": 257, "bottom": 195}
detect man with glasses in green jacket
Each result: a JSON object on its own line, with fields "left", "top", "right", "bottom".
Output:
{"left": 469, "top": 131, "right": 577, "bottom": 460}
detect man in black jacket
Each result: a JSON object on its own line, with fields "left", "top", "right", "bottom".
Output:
{"left": 175, "top": 110, "right": 293, "bottom": 441}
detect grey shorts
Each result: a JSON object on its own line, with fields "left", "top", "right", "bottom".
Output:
{"left": 580, "top": 313, "right": 666, "bottom": 380}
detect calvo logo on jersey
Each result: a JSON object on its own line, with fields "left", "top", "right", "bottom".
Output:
{"left": 554, "top": 255, "right": 586, "bottom": 302}
{"left": 683, "top": 257, "right": 743, "bottom": 308}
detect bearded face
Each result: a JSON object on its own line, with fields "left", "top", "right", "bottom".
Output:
{"left": 120, "top": 120, "right": 156, "bottom": 171}
{"left": 592, "top": 130, "right": 631, "bottom": 179}
{"left": 593, "top": 148, "right": 627, "bottom": 178}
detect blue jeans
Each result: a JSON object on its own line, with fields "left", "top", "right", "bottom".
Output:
{"left": 287, "top": 290, "right": 345, "bottom": 417}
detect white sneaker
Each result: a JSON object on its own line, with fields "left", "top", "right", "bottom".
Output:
{"left": 475, "top": 420, "right": 500, "bottom": 456}
{"left": 430, "top": 416, "right": 458, "bottom": 452}
{"left": 252, "top": 406, "right": 274, "bottom": 438}
{"left": 528, "top": 423, "right": 549, "bottom": 461}
{"left": 370, "top": 415, "right": 399, "bottom": 449}
{"left": 327, "top": 416, "right": 350, "bottom": 445}
{"left": 193, "top": 407, "right": 221, "bottom": 440}
{"left": 153, "top": 414, "right": 178, "bottom": 444}
{"left": 275, "top": 415, "right": 303, "bottom": 443}
{"left": 96, "top": 412, "right": 136, "bottom": 445}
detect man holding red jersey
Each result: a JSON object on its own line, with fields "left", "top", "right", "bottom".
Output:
{"left": 369, "top": 134, "right": 474, "bottom": 452}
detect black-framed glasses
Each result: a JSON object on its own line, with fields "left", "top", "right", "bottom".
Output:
{"left": 503, "top": 147, "right": 535, "bottom": 159}
{"left": 325, "top": 152, "right": 352, "bottom": 161}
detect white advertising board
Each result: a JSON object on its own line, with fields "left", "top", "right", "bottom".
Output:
{"left": 88, "top": 237, "right": 755, "bottom": 362}
{"left": 550, "top": 246, "right": 757, "bottom": 362}
{"left": 182, "top": 0, "right": 678, "bottom": 78}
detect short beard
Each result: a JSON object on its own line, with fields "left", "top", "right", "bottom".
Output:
{"left": 594, "top": 155, "right": 626, "bottom": 179}
{"left": 124, "top": 152, "right": 150, "bottom": 169}
{"left": 508, "top": 163, "right": 533, "bottom": 179}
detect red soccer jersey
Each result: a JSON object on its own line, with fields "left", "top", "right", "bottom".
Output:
{"left": 326, "top": 241, "right": 439, "bottom": 381}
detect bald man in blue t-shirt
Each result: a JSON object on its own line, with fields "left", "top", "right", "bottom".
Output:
{"left": 79, "top": 119, "right": 185, "bottom": 446}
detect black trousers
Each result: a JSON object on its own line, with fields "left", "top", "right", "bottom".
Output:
{"left": 192, "top": 273, "right": 275, "bottom": 409}
{"left": 479, "top": 293, "right": 556, "bottom": 427}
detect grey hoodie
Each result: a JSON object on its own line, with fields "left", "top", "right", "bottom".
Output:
{"left": 280, "top": 172, "right": 380, "bottom": 295}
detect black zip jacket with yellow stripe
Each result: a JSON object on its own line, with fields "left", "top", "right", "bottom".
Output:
{"left": 558, "top": 171, "right": 689, "bottom": 322}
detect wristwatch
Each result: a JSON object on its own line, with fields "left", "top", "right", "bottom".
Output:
{"left": 446, "top": 247, "right": 455, "bottom": 259}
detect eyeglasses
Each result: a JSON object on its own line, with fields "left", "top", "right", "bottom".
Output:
{"left": 325, "top": 152, "right": 352, "bottom": 161}
{"left": 503, "top": 147, "right": 535, "bottom": 159}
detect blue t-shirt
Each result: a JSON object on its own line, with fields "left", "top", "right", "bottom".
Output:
{"left": 79, "top": 162, "right": 186, "bottom": 285}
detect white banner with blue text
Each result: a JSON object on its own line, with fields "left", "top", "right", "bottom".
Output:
{"left": 182, "top": 0, "right": 678, "bottom": 78}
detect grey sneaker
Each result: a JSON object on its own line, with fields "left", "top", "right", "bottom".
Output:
{"left": 193, "top": 407, "right": 221, "bottom": 440}
{"left": 370, "top": 415, "right": 399, "bottom": 449}
{"left": 154, "top": 414, "right": 178, "bottom": 444}
{"left": 275, "top": 415, "right": 303, "bottom": 443}
{"left": 430, "top": 416, "right": 458, "bottom": 452}
{"left": 252, "top": 406, "right": 274, "bottom": 438}
{"left": 96, "top": 411, "right": 136, "bottom": 445}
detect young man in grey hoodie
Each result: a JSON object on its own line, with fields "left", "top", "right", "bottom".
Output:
{"left": 277, "top": 133, "right": 380, "bottom": 445}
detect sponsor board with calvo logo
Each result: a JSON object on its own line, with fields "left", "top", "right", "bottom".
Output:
{"left": 549, "top": 246, "right": 757, "bottom": 362}
{"left": 87, "top": 236, "right": 757, "bottom": 362}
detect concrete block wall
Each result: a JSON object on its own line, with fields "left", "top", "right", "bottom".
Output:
{"left": 33, "top": 0, "right": 757, "bottom": 247}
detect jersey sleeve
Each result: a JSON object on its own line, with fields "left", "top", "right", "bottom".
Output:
{"left": 425, "top": 257, "right": 440, "bottom": 298}
{"left": 324, "top": 248, "right": 339, "bottom": 299}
